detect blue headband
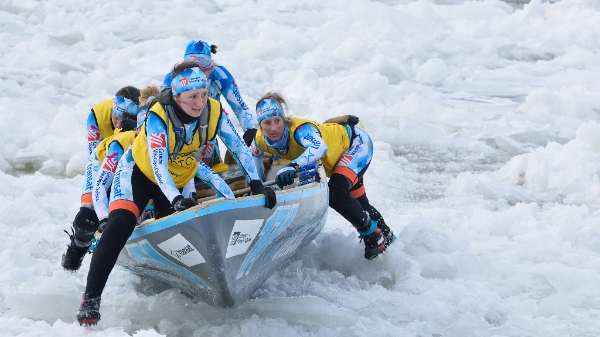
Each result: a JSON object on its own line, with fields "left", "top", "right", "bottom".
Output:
{"left": 112, "top": 96, "right": 139, "bottom": 118}
{"left": 171, "top": 67, "right": 208, "bottom": 95}
{"left": 256, "top": 99, "right": 283, "bottom": 124}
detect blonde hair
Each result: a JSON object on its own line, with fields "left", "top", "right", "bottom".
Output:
{"left": 139, "top": 85, "right": 161, "bottom": 106}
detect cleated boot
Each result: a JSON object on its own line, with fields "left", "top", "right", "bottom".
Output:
{"left": 61, "top": 207, "right": 99, "bottom": 271}
{"left": 376, "top": 218, "right": 396, "bottom": 248}
{"left": 359, "top": 220, "right": 386, "bottom": 260}
{"left": 61, "top": 228, "right": 91, "bottom": 271}
{"left": 77, "top": 295, "right": 101, "bottom": 326}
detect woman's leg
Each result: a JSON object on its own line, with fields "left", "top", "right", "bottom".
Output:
{"left": 354, "top": 184, "right": 395, "bottom": 247}
{"left": 83, "top": 209, "right": 138, "bottom": 298}
{"left": 328, "top": 173, "right": 371, "bottom": 232}
{"left": 329, "top": 127, "right": 387, "bottom": 259}
{"left": 77, "top": 164, "right": 151, "bottom": 325}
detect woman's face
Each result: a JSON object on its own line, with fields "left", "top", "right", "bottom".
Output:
{"left": 260, "top": 116, "right": 286, "bottom": 141}
{"left": 111, "top": 113, "right": 123, "bottom": 129}
{"left": 174, "top": 88, "right": 209, "bottom": 118}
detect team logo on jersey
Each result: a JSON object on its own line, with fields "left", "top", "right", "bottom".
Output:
{"left": 303, "top": 133, "right": 321, "bottom": 148}
{"left": 150, "top": 133, "right": 167, "bottom": 148}
{"left": 338, "top": 155, "right": 353, "bottom": 166}
{"left": 201, "top": 142, "right": 214, "bottom": 157}
{"left": 251, "top": 144, "right": 260, "bottom": 155}
{"left": 88, "top": 125, "right": 101, "bottom": 141}
{"left": 103, "top": 152, "right": 119, "bottom": 172}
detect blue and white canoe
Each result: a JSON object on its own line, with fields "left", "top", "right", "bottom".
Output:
{"left": 115, "top": 161, "right": 328, "bottom": 308}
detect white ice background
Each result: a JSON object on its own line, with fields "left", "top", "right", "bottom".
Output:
{"left": 1, "top": 0, "right": 600, "bottom": 336}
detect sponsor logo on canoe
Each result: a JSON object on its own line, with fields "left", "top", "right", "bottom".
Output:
{"left": 125, "top": 239, "right": 210, "bottom": 289}
{"left": 157, "top": 233, "right": 206, "bottom": 267}
{"left": 226, "top": 219, "right": 263, "bottom": 259}
{"left": 230, "top": 232, "right": 253, "bottom": 245}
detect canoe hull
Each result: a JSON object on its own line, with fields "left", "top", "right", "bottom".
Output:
{"left": 116, "top": 179, "right": 328, "bottom": 308}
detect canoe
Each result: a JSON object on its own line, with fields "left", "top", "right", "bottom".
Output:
{"left": 115, "top": 161, "right": 328, "bottom": 308}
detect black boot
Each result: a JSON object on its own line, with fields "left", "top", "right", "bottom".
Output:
{"left": 61, "top": 207, "right": 99, "bottom": 271}
{"left": 61, "top": 228, "right": 91, "bottom": 271}
{"left": 76, "top": 294, "right": 101, "bottom": 326}
{"left": 358, "top": 219, "right": 386, "bottom": 260}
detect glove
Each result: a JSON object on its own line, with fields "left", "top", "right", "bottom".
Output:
{"left": 121, "top": 118, "right": 137, "bottom": 132}
{"left": 249, "top": 180, "right": 277, "bottom": 209}
{"left": 347, "top": 115, "right": 359, "bottom": 126}
{"left": 242, "top": 128, "right": 258, "bottom": 147}
{"left": 275, "top": 163, "right": 299, "bottom": 189}
{"left": 172, "top": 195, "right": 197, "bottom": 212}
{"left": 98, "top": 219, "right": 108, "bottom": 233}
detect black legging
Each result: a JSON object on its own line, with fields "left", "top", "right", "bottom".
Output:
{"left": 84, "top": 165, "right": 174, "bottom": 298}
{"left": 328, "top": 173, "right": 371, "bottom": 232}
{"left": 356, "top": 193, "right": 383, "bottom": 223}
{"left": 327, "top": 161, "right": 384, "bottom": 234}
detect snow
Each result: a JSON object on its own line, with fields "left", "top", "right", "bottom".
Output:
{"left": 1, "top": 0, "right": 600, "bottom": 336}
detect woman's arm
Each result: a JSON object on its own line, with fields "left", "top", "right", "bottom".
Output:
{"left": 92, "top": 141, "right": 126, "bottom": 221}
{"left": 212, "top": 66, "right": 256, "bottom": 131}
{"left": 292, "top": 123, "right": 328, "bottom": 167}
{"left": 194, "top": 161, "right": 235, "bottom": 199}
{"left": 215, "top": 110, "right": 261, "bottom": 181}
{"left": 249, "top": 140, "right": 265, "bottom": 181}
